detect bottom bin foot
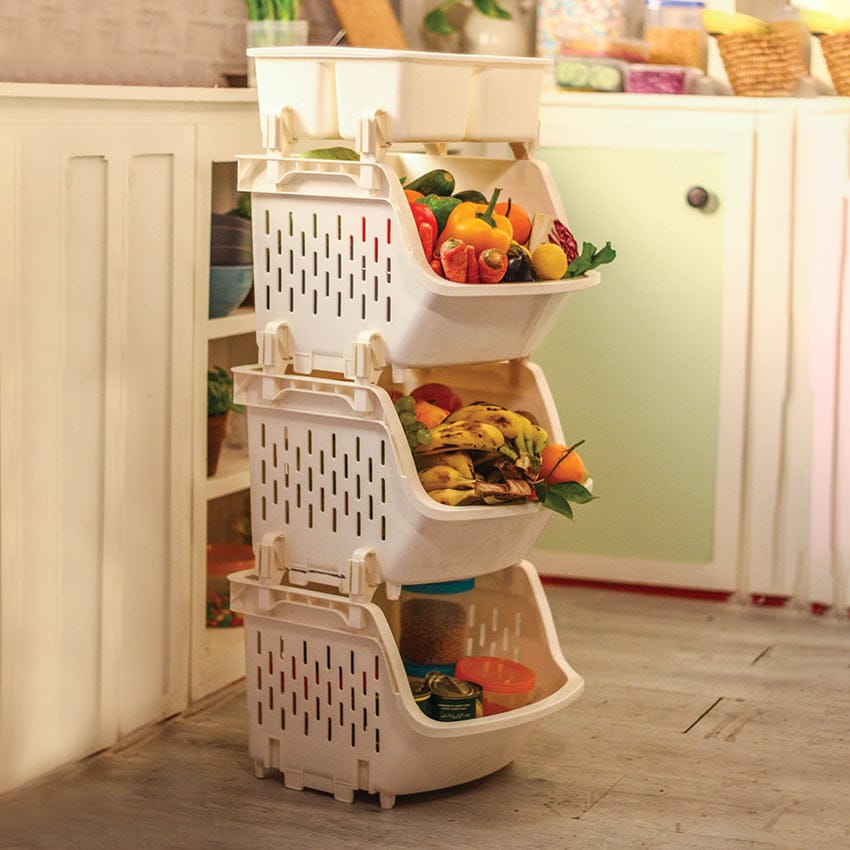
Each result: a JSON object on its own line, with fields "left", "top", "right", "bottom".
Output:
{"left": 379, "top": 792, "right": 396, "bottom": 810}
{"left": 283, "top": 770, "right": 305, "bottom": 792}
{"left": 333, "top": 782, "right": 355, "bottom": 803}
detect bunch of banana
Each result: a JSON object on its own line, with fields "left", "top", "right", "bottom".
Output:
{"left": 701, "top": 9, "right": 769, "bottom": 35}
{"left": 416, "top": 450, "right": 476, "bottom": 479}
{"left": 798, "top": 8, "right": 850, "bottom": 34}
{"left": 417, "top": 463, "right": 477, "bottom": 493}
{"left": 416, "top": 461, "right": 536, "bottom": 506}
{"left": 414, "top": 420, "right": 506, "bottom": 455}
{"left": 446, "top": 402, "right": 547, "bottom": 472}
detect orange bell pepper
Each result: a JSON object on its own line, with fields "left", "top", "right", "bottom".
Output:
{"left": 436, "top": 188, "right": 513, "bottom": 257}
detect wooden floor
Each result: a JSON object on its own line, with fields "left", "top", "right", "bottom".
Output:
{"left": 2, "top": 584, "right": 849, "bottom": 849}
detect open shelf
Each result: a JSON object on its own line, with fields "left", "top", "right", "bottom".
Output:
{"left": 208, "top": 307, "right": 254, "bottom": 341}
{"left": 206, "top": 443, "right": 250, "bottom": 501}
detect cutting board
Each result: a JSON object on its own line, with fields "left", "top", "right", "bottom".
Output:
{"left": 330, "top": 0, "right": 409, "bottom": 49}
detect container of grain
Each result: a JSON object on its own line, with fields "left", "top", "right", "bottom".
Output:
{"left": 398, "top": 578, "right": 474, "bottom": 671}
{"left": 645, "top": 0, "right": 707, "bottom": 71}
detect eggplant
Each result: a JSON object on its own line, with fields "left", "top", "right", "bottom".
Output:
{"left": 501, "top": 243, "right": 533, "bottom": 282}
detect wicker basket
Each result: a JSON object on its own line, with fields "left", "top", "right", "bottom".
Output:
{"left": 819, "top": 31, "right": 850, "bottom": 95}
{"left": 716, "top": 23, "right": 808, "bottom": 96}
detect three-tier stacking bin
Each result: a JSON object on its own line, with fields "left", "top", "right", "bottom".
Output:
{"left": 228, "top": 47, "right": 601, "bottom": 809}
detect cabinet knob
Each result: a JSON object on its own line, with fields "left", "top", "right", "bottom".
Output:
{"left": 686, "top": 186, "right": 713, "bottom": 211}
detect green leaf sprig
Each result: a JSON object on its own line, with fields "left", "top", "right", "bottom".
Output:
{"left": 563, "top": 241, "right": 616, "bottom": 279}
{"left": 424, "top": 0, "right": 511, "bottom": 36}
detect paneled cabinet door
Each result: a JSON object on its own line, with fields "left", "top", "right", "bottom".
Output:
{"left": 0, "top": 123, "right": 195, "bottom": 794}
{"left": 532, "top": 104, "right": 787, "bottom": 594}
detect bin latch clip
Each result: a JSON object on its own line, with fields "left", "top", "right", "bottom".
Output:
{"left": 342, "top": 548, "right": 381, "bottom": 602}
{"left": 259, "top": 320, "right": 292, "bottom": 374}
{"left": 346, "top": 330, "right": 386, "bottom": 387}
{"left": 355, "top": 109, "right": 390, "bottom": 165}
{"left": 262, "top": 106, "right": 296, "bottom": 155}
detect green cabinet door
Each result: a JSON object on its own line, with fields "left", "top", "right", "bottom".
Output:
{"left": 533, "top": 117, "right": 755, "bottom": 590}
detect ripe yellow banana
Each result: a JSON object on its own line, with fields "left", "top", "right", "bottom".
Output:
{"left": 529, "top": 423, "right": 548, "bottom": 456}
{"left": 701, "top": 9, "right": 769, "bottom": 34}
{"left": 415, "top": 420, "right": 505, "bottom": 455}
{"left": 417, "top": 465, "right": 477, "bottom": 493}
{"left": 799, "top": 9, "right": 850, "bottom": 33}
{"left": 415, "top": 450, "right": 476, "bottom": 478}
{"left": 427, "top": 487, "right": 483, "bottom": 506}
{"left": 448, "top": 402, "right": 540, "bottom": 465}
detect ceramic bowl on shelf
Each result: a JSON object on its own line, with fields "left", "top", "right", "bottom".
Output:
{"left": 211, "top": 213, "right": 253, "bottom": 266}
{"left": 209, "top": 265, "right": 253, "bottom": 318}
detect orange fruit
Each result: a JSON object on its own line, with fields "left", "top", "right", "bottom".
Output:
{"left": 539, "top": 443, "right": 585, "bottom": 484}
{"left": 495, "top": 200, "right": 531, "bottom": 246}
{"left": 404, "top": 188, "right": 424, "bottom": 203}
{"left": 414, "top": 399, "right": 450, "bottom": 428}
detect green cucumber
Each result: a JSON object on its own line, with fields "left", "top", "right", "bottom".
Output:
{"left": 452, "top": 189, "right": 488, "bottom": 204}
{"left": 405, "top": 169, "right": 456, "bottom": 197}
{"left": 588, "top": 63, "right": 623, "bottom": 92}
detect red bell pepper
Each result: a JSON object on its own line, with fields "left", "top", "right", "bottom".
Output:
{"left": 410, "top": 201, "right": 439, "bottom": 260}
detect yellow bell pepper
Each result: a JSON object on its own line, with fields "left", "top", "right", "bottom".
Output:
{"left": 436, "top": 188, "right": 513, "bottom": 257}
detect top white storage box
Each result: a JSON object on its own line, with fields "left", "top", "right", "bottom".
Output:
{"left": 249, "top": 47, "right": 551, "bottom": 151}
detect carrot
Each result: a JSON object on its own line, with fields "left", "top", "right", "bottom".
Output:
{"left": 439, "top": 238, "right": 468, "bottom": 283}
{"left": 478, "top": 247, "right": 508, "bottom": 283}
{"left": 430, "top": 257, "right": 445, "bottom": 277}
{"left": 465, "top": 244, "right": 479, "bottom": 283}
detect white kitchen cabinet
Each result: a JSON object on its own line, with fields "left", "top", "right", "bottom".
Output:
{"left": 532, "top": 94, "right": 798, "bottom": 599}
{"left": 0, "top": 85, "right": 261, "bottom": 794}
{"left": 790, "top": 102, "right": 850, "bottom": 612}
{"left": 533, "top": 94, "right": 850, "bottom": 611}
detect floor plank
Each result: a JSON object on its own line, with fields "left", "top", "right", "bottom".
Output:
{"left": 1, "top": 585, "right": 848, "bottom": 849}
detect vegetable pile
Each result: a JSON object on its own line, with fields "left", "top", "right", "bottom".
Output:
{"left": 391, "top": 381, "right": 597, "bottom": 520}
{"left": 403, "top": 168, "right": 616, "bottom": 285}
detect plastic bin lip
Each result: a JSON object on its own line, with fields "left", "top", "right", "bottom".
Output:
{"left": 247, "top": 46, "right": 551, "bottom": 68}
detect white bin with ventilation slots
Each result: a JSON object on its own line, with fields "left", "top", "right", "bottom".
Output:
{"left": 228, "top": 560, "right": 584, "bottom": 809}
{"left": 237, "top": 151, "right": 599, "bottom": 378}
{"left": 232, "top": 359, "right": 566, "bottom": 598}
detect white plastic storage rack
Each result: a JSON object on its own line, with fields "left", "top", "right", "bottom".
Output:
{"left": 228, "top": 48, "right": 595, "bottom": 808}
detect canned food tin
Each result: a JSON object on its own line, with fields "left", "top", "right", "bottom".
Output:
{"left": 408, "top": 676, "right": 432, "bottom": 717}
{"left": 425, "top": 672, "right": 483, "bottom": 722}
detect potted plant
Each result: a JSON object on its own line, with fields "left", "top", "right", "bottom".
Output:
{"left": 208, "top": 366, "right": 240, "bottom": 476}
{"left": 424, "top": 0, "right": 531, "bottom": 56}
{"left": 245, "top": 1, "right": 309, "bottom": 85}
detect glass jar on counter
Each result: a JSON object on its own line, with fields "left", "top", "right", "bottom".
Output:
{"left": 645, "top": 0, "right": 707, "bottom": 71}
{"left": 398, "top": 578, "right": 474, "bottom": 677}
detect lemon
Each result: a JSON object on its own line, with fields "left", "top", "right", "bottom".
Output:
{"left": 531, "top": 243, "right": 568, "bottom": 280}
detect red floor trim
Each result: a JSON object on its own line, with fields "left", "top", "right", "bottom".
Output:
{"left": 749, "top": 594, "right": 790, "bottom": 608}
{"left": 539, "top": 575, "right": 733, "bottom": 602}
